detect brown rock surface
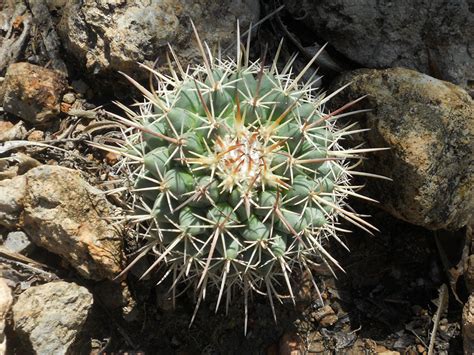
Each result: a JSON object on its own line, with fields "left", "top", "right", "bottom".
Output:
{"left": 22, "top": 165, "right": 124, "bottom": 280}
{"left": 2, "top": 62, "right": 67, "bottom": 123}
{"left": 331, "top": 68, "right": 473, "bottom": 230}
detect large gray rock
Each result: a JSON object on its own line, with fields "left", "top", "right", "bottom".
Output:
{"left": 284, "top": 0, "right": 474, "bottom": 92}
{"left": 330, "top": 68, "right": 473, "bottom": 230}
{"left": 22, "top": 165, "right": 124, "bottom": 280}
{"left": 58, "top": 0, "right": 259, "bottom": 80}
{"left": 13, "top": 281, "right": 93, "bottom": 355}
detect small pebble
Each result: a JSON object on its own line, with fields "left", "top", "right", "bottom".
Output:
{"left": 62, "top": 92, "right": 76, "bottom": 104}
{"left": 105, "top": 151, "right": 119, "bottom": 165}
{"left": 83, "top": 102, "right": 96, "bottom": 110}
{"left": 27, "top": 55, "right": 40, "bottom": 64}
{"left": 3, "top": 231, "right": 34, "bottom": 254}
{"left": 27, "top": 130, "right": 44, "bottom": 141}
{"left": 60, "top": 102, "right": 72, "bottom": 113}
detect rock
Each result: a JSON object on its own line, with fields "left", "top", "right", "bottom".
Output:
{"left": 13, "top": 281, "right": 93, "bottom": 355}
{"left": 3, "top": 230, "right": 34, "bottom": 254}
{"left": 12, "top": 153, "right": 42, "bottom": 175}
{"left": 0, "top": 174, "right": 26, "bottom": 228}
{"left": 2, "top": 62, "right": 67, "bottom": 123}
{"left": 27, "top": 130, "right": 44, "bottom": 141}
{"left": 27, "top": 1, "right": 68, "bottom": 75}
{"left": 279, "top": 332, "right": 303, "bottom": 355}
{"left": 0, "top": 162, "right": 124, "bottom": 288}
{"left": 57, "top": 0, "right": 259, "bottom": 84}
{"left": 0, "top": 152, "right": 42, "bottom": 180}
{"left": 305, "top": 332, "right": 325, "bottom": 353}
{"left": 0, "top": 120, "right": 27, "bottom": 142}
{"left": 104, "top": 151, "right": 119, "bottom": 165}
{"left": 463, "top": 294, "right": 474, "bottom": 355}
{"left": 284, "top": 0, "right": 474, "bottom": 91}
{"left": 0, "top": 4, "right": 32, "bottom": 74}
{"left": 310, "top": 305, "right": 338, "bottom": 327}
{"left": 62, "top": 92, "right": 75, "bottom": 104}
{"left": 22, "top": 165, "right": 124, "bottom": 280}
{"left": 0, "top": 278, "right": 13, "bottom": 354}
{"left": 60, "top": 102, "right": 72, "bottom": 113}
{"left": 0, "top": 158, "right": 18, "bottom": 180}
{"left": 330, "top": 68, "right": 473, "bottom": 230}
{"left": 416, "top": 344, "right": 426, "bottom": 353}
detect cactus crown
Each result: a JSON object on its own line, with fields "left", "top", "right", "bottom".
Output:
{"left": 97, "top": 22, "right": 383, "bottom": 332}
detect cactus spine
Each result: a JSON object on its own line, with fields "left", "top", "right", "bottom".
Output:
{"left": 96, "top": 22, "right": 385, "bottom": 332}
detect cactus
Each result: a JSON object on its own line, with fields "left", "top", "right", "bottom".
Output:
{"left": 95, "top": 22, "right": 386, "bottom": 332}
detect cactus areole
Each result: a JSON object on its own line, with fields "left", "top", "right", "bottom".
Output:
{"left": 97, "top": 22, "right": 383, "bottom": 332}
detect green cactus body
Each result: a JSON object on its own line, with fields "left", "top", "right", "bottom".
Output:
{"left": 98, "top": 23, "right": 382, "bottom": 332}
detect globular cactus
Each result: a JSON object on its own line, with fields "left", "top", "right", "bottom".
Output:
{"left": 96, "top": 22, "right": 385, "bottom": 332}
